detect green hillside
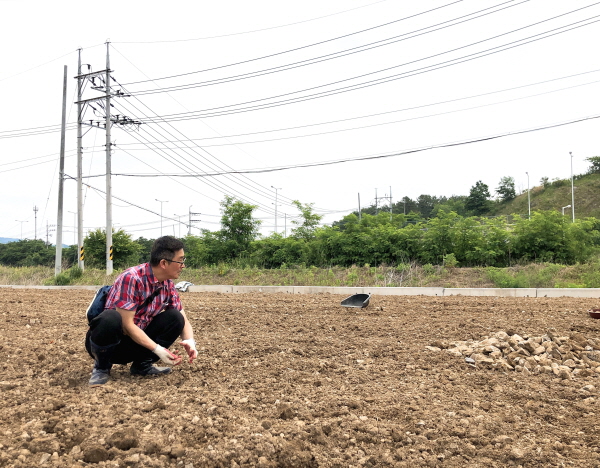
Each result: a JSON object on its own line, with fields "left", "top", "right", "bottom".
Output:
{"left": 494, "top": 172, "right": 600, "bottom": 219}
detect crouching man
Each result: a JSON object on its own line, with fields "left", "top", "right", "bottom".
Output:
{"left": 85, "top": 236, "right": 198, "bottom": 386}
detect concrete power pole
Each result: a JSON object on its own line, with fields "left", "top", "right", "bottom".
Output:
{"left": 188, "top": 206, "right": 201, "bottom": 235}
{"left": 271, "top": 186, "right": 281, "bottom": 234}
{"left": 76, "top": 49, "right": 85, "bottom": 271}
{"left": 105, "top": 42, "right": 113, "bottom": 275}
{"left": 55, "top": 65, "right": 67, "bottom": 275}
{"left": 33, "top": 206, "right": 38, "bottom": 240}
{"left": 570, "top": 152, "right": 575, "bottom": 223}
{"left": 75, "top": 45, "right": 139, "bottom": 274}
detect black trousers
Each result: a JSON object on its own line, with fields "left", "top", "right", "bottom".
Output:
{"left": 85, "top": 308, "right": 185, "bottom": 364}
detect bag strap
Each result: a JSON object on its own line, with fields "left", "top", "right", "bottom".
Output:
{"left": 136, "top": 286, "right": 164, "bottom": 312}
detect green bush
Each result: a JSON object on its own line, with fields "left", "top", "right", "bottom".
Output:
{"left": 485, "top": 268, "right": 528, "bottom": 288}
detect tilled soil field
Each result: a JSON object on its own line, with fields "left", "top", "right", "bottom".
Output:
{"left": 1, "top": 289, "right": 600, "bottom": 468}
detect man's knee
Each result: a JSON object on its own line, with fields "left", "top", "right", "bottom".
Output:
{"left": 162, "top": 308, "right": 185, "bottom": 330}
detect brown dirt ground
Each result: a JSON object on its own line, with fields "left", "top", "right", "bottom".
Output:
{"left": 1, "top": 289, "right": 600, "bottom": 468}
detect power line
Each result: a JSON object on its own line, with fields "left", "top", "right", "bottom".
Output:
{"left": 126, "top": 0, "right": 527, "bottom": 95}
{"left": 133, "top": 12, "right": 600, "bottom": 121}
{"left": 111, "top": 79, "right": 304, "bottom": 211}
{"left": 103, "top": 113, "right": 600, "bottom": 176}
{"left": 114, "top": 0, "right": 393, "bottom": 45}
{"left": 117, "top": 0, "right": 462, "bottom": 80}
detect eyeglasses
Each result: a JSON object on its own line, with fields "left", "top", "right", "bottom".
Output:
{"left": 161, "top": 257, "right": 186, "bottom": 265}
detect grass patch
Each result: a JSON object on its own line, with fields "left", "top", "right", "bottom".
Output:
{"left": 1, "top": 262, "right": 600, "bottom": 288}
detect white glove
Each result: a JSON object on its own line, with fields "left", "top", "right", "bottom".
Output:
{"left": 153, "top": 344, "right": 180, "bottom": 365}
{"left": 180, "top": 339, "right": 198, "bottom": 363}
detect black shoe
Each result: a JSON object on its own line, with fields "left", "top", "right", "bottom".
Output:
{"left": 89, "top": 367, "right": 111, "bottom": 386}
{"left": 130, "top": 361, "right": 172, "bottom": 376}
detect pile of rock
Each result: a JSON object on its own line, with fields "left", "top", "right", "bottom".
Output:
{"left": 427, "top": 330, "right": 600, "bottom": 380}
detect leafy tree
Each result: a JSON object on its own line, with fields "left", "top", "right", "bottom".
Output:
{"left": 419, "top": 211, "right": 458, "bottom": 264}
{"left": 219, "top": 196, "right": 261, "bottom": 259}
{"left": 0, "top": 239, "right": 55, "bottom": 266}
{"left": 586, "top": 156, "right": 600, "bottom": 174}
{"left": 250, "top": 234, "right": 309, "bottom": 268}
{"left": 509, "top": 210, "right": 598, "bottom": 264}
{"left": 431, "top": 196, "right": 468, "bottom": 217}
{"left": 416, "top": 194, "right": 436, "bottom": 218}
{"left": 84, "top": 228, "right": 141, "bottom": 269}
{"left": 465, "top": 181, "right": 492, "bottom": 216}
{"left": 134, "top": 237, "right": 155, "bottom": 263}
{"left": 393, "top": 196, "right": 418, "bottom": 216}
{"left": 495, "top": 176, "right": 516, "bottom": 202}
{"left": 540, "top": 176, "right": 550, "bottom": 188}
{"left": 290, "top": 200, "right": 323, "bottom": 240}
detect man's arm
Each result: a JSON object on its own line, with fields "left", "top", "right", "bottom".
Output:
{"left": 178, "top": 309, "right": 198, "bottom": 363}
{"left": 116, "top": 307, "right": 181, "bottom": 365}
{"left": 117, "top": 307, "right": 156, "bottom": 350}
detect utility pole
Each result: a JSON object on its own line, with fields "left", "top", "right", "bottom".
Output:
{"left": 188, "top": 206, "right": 201, "bottom": 235}
{"left": 33, "top": 206, "right": 38, "bottom": 240}
{"left": 46, "top": 222, "right": 55, "bottom": 247}
{"left": 358, "top": 193, "right": 361, "bottom": 221}
{"left": 271, "top": 186, "right": 281, "bottom": 234}
{"left": 389, "top": 186, "right": 393, "bottom": 221}
{"left": 55, "top": 65, "right": 67, "bottom": 275}
{"left": 375, "top": 188, "right": 392, "bottom": 219}
{"left": 75, "top": 45, "right": 137, "bottom": 274}
{"left": 174, "top": 214, "right": 183, "bottom": 238}
{"left": 526, "top": 171, "right": 530, "bottom": 219}
{"left": 76, "top": 49, "right": 84, "bottom": 270}
{"left": 105, "top": 42, "right": 114, "bottom": 275}
{"left": 570, "top": 152, "right": 575, "bottom": 222}
{"left": 156, "top": 199, "right": 168, "bottom": 236}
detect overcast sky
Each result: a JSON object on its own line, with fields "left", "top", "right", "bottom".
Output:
{"left": 2, "top": 0, "right": 599, "bottom": 243}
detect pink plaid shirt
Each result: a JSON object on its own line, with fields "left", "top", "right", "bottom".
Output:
{"left": 105, "top": 263, "right": 182, "bottom": 330}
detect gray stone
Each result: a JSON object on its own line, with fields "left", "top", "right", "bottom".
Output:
{"left": 83, "top": 445, "right": 109, "bottom": 463}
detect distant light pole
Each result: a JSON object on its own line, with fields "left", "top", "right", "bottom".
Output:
{"left": 570, "top": 152, "right": 575, "bottom": 222}
{"left": 562, "top": 205, "right": 571, "bottom": 216}
{"left": 271, "top": 186, "right": 281, "bottom": 234}
{"left": 15, "top": 220, "right": 28, "bottom": 240}
{"left": 156, "top": 199, "right": 168, "bottom": 236}
{"left": 525, "top": 171, "right": 530, "bottom": 218}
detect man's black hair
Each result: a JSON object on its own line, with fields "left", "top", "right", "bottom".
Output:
{"left": 150, "top": 236, "right": 184, "bottom": 267}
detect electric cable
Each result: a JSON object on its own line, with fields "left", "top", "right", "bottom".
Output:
{"left": 114, "top": 0, "right": 393, "bottom": 45}
{"left": 105, "top": 113, "right": 600, "bottom": 176}
{"left": 118, "top": 0, "right": 463, "bottom": 82}
{"left": 111, "top": 81, "right": 304, "bottom": 212}
{"left": 110, "top": 97, "right": 282, "bottom": 215}
{"left": 135, "top": 11, "right": 600, "bottom": 120}
{"left": 127, "top": 0, "right": 528, "bottom": 95}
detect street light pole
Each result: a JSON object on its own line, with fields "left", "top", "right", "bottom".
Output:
{"left": 570, "top": 152, "right": 575, "bottom": 222}
{"left": 156, "top": 199, "right": 168, "bottom": 237}
{"left": 562, "top": 205, "right": 571, "bottom": 216}
{"left": 526, "top": 172, "right": 530, "bottom": 218}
